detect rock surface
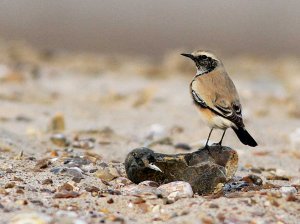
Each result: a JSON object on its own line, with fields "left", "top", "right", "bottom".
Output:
{"left": 125, "top": 145, "right": 238, "bottom": 194}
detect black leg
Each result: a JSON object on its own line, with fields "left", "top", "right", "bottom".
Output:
{"left": 205, "top": 128, "right": 213, "bottom": 147}
{"left": 218, "top": 129, "right": 227, "bottom": 146}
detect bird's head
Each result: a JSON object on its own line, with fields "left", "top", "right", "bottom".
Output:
{"left": 125, "top": 148, "right": 162, "bottom": 174}
{"left": 181, "top": 50, "right": 220, "bottom": 75}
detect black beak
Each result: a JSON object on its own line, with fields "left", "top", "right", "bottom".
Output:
{"left": 181, "top": 53, "right": 195, "bottom": 60}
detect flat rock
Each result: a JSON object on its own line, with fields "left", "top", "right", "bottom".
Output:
{"left": 125, "top": 145, "right": 238, "bottom": 195}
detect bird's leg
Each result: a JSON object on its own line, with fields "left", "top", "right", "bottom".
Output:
{"left": 205, "top": 128, "right": 213, "bottom": 148}
{"left": 217, "top": 129, "right": 227, "bottom": 146}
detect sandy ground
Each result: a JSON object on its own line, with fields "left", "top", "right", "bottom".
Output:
{"left": 0, "top": 42, "right": 299, "bottom": 223}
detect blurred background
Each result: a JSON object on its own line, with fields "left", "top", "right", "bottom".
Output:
{"left": 0, "top": 0, "right": 299, "bottom": 57}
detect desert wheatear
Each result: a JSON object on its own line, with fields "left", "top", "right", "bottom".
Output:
{"left": 181, "top": 50, "right": 257, "bottom": 147}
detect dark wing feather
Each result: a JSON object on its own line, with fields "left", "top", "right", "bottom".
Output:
{"left": 191, "top": 90, "right": 208, "bottom": 108}
{"left": 215, "top": 103, "right": 244, "bottom": 128}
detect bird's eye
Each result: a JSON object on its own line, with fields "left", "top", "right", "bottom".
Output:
{"left": 199, "top": 55, "right": 207, "bottom": 60}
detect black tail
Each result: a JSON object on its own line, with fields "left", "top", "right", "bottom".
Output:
{"left": 233, "top": 127, "right": 257, "bottom": 147}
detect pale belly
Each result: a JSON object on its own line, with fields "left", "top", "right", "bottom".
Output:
{"left": 198, "top": 108, "right": 236, "bottom": 129}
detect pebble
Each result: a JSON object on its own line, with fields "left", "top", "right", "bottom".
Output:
{"left": 266, "top": 175, "right": 290, "bottom": 181}
{"left": 63, "top": 167, "right": 84, "bottom": 179}
{"left": 0, "top": 188, "right": 8, "bottom": 195}
{"left": 73, "top": 137, "right": 95, "bottom": 149}
{"left": 242, "top": 174, "right": 263, "bottom": 186}
{"left": 280, "top": 186, "right": 297, "bottom": 195}
{"left": 95, "top": 167, "right": 119, "bottom": 182}
{"left": 34, "top": 158, "right": 51, "bottom": 170}
{"left": 10, "top": 212, "right": 52, "bottom": 224}
{"left": 64, "top": 156, "right": 91, "bottom": 167}
{"left": 42, "top": 178, "right": 53, "bottom": 185}
{"left": 4, "top": 182, "right": 16, "bottom": 189}
{"left": 48, "top": 113, "right": 65, "bottom": 132}
{"left": 85, "top": 186, "right": 100, "bottom": 193}
{"left": 53, "top": 190, "right": 80, "bottom": 199}
{"left": 152, "top": 204, "right": 161, "bottom": 213}
{"left": 157, "top": 181, "right": 193, "bottom": 200}
{"left": 58, "top": 183, "right": 74, "bottom": 192}
{"left": 289, "top": 128, "right": 300, "bottom": 150}
{"left": 50, "top": 133, "right": 70, "bottom": 147}
{"left": 146, "top": 124, "right": 167, "bottom": 140}
{"left": 174, "top": 143, "right": 192, "bottom": 150}
{"left": 107, "top": 198, "right": 114, "bottom": 204}
{"left": 51, "top": 167, "right": 84, "bottom": 180}
{"left": 54, "top": 211, "right": 87, "bottom": 224}
{"left": 110, "top": 177, "right": 132, "bottom": 189}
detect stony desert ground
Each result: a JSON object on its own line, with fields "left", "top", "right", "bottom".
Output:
{"left": 0, "top": 41, "right": 299, "bottom": 223}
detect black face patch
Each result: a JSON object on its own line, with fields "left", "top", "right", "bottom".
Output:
{"left": 194, "top": 56, "right": 218, "bottom": 74}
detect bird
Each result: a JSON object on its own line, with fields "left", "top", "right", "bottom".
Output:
{"left": 181, "top": 50, "right": 257, "bottom": 147}
{"left": 124, "top": 146, "right": 238, "bottom": 194}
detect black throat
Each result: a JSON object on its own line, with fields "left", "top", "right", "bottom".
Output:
{"left": 194, "top": 57, "right": 218, "bottom": 76}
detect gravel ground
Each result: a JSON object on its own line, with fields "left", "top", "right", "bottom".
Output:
{"left": 0, "top": 42, "right": 299, "bottom": 223}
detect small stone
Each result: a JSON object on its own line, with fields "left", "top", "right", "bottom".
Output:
{"left": 34, "top": 158, "right": 51, "bottom": 170}
{"left": 5, "top": 168, "right": 14, "bottom": 173}
{"left": 242, "top": 174, "right": 263, "bottom": 186}
{"left": 0, "top": 188, "right": 8, "bottom": 195}
{"left": 50, "top": 167, "right": 64, "bottom": 174}
{"left": 146, "top": 124, "right": 167, "bottom": 140}
{"left": 174, "top": 143, "right": 192, "bottom": 150}
{"left": 16, "top": 189, "right": 24, "bottom": 194}
{"left": 48, "top": 113, "right": 65, "bottom": 132}
{"left": 64, "top": 156, "right": 92, "bottom": 167}
{"left": 131, "top": 197, "right": 146, "bottom": 204}
{"left": 51, "top": 167, "right": 84, "bottom": 180}
{"left": 280, "top": 186, "right": 297, "bottom": 195}
{"left": 10, "top": 212, "right": 52, "bottom": 224}
{"left": 286, "top": 194, "right": 298, "bottom": 202}
{"left": 289, "top": 128, "right": 300, "bottom": 150}
{"left": 13, "top": 176, "right": 23, "bottom": 182}
{"left": 157, "top": 181, "right": 193, "bottom": 201}
{"left": 250, "top": 168, "right": 262, "bottom": 174}
{"left": 107, "top": 198, "right": 114, "bottom": 204}
{"left": 115, "top": 177, "right": 132, "bottom": 186}
{"left": 42, "top": 178, "right": 53, "bottom": 185}
{"left": 58, "top": 183, "right": 74, "bottom": 192}
{"left": 50, "top": 133, "right": 70, "bottom": 147}
{"left": 30, "top": 200, "right": 44, "bottom": 206}
{"left": 50, "top": 150, "right": 59, "bottom": 157}
{"left": 85, "top": 186, "right": 100, "bottom": 193}
{"left": 95, "top": 168, "right": 119, "bottom": 182}
{"left": 16, "top": 200, "right": 28, "bottom": 206}
{"left": 53, "top": 190, "right": 80, "bottom": 198}
{"left": 5, "top": 182, "right": 16, "bottom": 189}
{"left": 63, "top": 167, "right": 84, "bottom": 179}
{"left": 266, "top": 175, "right": 290, "bottom": 181}
{"left": 73, "top": 137, "right": 95, "bottom": 150}
{"left": 209, "top": 203, "right": 219, "bottom": 208}
{"left": 152, "top": 204, "right": 161, "bottom": 213}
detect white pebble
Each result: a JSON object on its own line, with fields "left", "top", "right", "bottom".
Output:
{"left": 147, "top": 124, "right": 166, "bottom": 140}
{"left": 10, "top": 212, "right": 52, "bottom": 224}
{"left": 157, "top": 181, "right": 193, "bottom": 200}
{"left": 280, "top": 186, "right": 297, "bottom": 195}
{"left": 289, "top": 128, "right": 300, "bottom": 150}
